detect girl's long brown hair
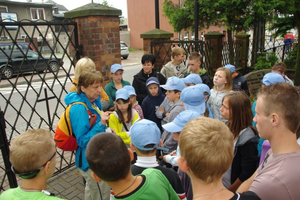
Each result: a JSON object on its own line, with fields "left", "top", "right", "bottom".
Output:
{"left": 224, "top": 91, "right": 257, "bottom": 139}
{"left": 116, "top": 98, "right": 132, "bottom": 124}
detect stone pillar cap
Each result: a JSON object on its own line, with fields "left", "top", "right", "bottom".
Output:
{"left": 64, "top": 3, "right": 122, "bottom": 18}
{"left": 140, "top": 29, "right": 173, "bottom": 39}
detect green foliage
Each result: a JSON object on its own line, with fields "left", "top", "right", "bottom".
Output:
{"left": 254, "top": 52, "right": 278, "bottom": 71}
{"left": 102, "top": 0, "right": 112, "bottom": 7}
{"left": 283, "top": 46, "right": 297, "bottom": 69}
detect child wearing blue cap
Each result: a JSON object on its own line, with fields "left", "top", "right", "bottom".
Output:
{"left": 162, "top": 110, "right": 201, "bottom": 200}
{"left": 130, "top": 119, "right": 186, "bottom": 200}
{"left": 141, "top": 77, "right": 165, "bottom": 131}
{"left": 105, "top": 64, "right": 131, "bottom": 111}
{"left": 85, "top": 132, "right": 180, "bottom": 200}
{"left": 160, "top": 77, "right": 186, "bottom": 158}
{"left": 182, "top": 73, "right": 202, "bottom": 86}
{"left": 108, "top": 88, "right": 140, "bottom": 145}
{"left": 224, "top": 64, "right": 249, "bottom": 96}
{"left": 123, "top": 85, "right": 144, "bottom": 119}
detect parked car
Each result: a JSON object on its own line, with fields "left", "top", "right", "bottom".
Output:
{"left": 0, "top": 50, "right": 63, "bottom": 79}
{"left": 121, "top": 41, "right": 129, "bottom": 59}
{"left": 0, "top": 42, "right": 35, "bottom": 51}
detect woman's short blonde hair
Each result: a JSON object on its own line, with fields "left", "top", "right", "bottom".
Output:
{"left": 179, "top": 117, "right": 233, "bottom": 184}
{"left": 74, "top": 57, "right": 96, "bottom": 80}
{"left": 10, "top": 129, "right": 55, "bottom": 174}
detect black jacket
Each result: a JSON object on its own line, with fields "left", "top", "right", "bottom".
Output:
{"left": 231, "top": 127, "right": 259, "bottom": 184}
{"left": 132, "top": 68, "right": 166, "bottom": 105}
{"left": 232, "top": 72, "right": 250, "bottom": 96}
{"left": 200, "top": 72, "right": 213, "bottom": 89}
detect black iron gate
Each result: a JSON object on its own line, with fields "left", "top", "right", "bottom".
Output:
{"left": 150, "top": 40, "right": 213, "bottom": 76}
{"left": 0, "top": 19, "right": 80, "bottom": 192}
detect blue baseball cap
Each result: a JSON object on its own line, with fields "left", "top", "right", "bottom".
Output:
{"left": 115, "top": 88, "right": 129, "bottom": 101}
{"left": 146, "top": 77, "right": 160, "bottom": 87}
{"left": 130, "top": 119, "right": 168, "bottom": 151}
{"left": 183, "top": 74, "right": 203, "bottom": 85}
{"left": 180, "top": 85, "right": 205, "bottom": 114}
{"left": 160, "top": 76, "right": 186, "bottom": 91}
{"left": 195, "top": 83, "right": 210, "bottom": 97}
{"left": 224, "top": 64, "right": 235, "bottom": 73}
{"left": 123, "top": 85, "right": 136, "bottom": 96}
{"left": 110, "top": 64, "right": 124, "bottom": 73}
{"left": 262, "top": 72, "right": 285, "bottom": 86}
{"left": 162, "top": 110, "right": 201, "bottom": 133}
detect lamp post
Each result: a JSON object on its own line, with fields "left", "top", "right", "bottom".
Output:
{"left": 194, "top": 0, "right": 199, "bottom": 50}
{"left": 155, "top": 0, "right": 160, "bottom": 29}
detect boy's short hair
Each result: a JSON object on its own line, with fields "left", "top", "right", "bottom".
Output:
{"left": 188, "top": 52, "right": 202, "bottom": 62}
{"left": 74, "top": 57, "right": 96, "bottom": 80}
{"left": 77, "top": 69, "right": 103, "bottom": 94}
{"left": 141, "top": 54, "right": 156, "bottom": 65}
{"left": 86, "top": 133, "right": 131, "bottom": 182}
{"left": 10, "top": 129, "right": 55, "bottom": 176}
{"left": 258, "top": 83, "right": 300, "bottom": 133}
{"left": 180, "top": 117, "right": 233, "bottom": 184}
{"left": 171, "top": 47, "right": 185, "bottom": 58}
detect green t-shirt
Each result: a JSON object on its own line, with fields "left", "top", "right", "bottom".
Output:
{"left": 0, "top": 187, "right": 64, "bottom": 200}
{"left": 115, "top": 168, "right": 180, "bottom": 200}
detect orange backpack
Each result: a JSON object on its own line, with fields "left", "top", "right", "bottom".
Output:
{"left": 54, "top": 102, "right": 97, "bottom": 151}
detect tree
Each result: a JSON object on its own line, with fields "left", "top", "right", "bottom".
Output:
{"left": 163, "top": 0, "right": 273, "bottom": 64}
{"left": 269, "top": 0, "right": 300, "bottom": 85}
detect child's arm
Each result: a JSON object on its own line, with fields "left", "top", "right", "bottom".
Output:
{"left": 108, "top": 114, "right": 130, "bottom": 144}
{"left": 163, "top": 150, "right": 179, "bottom": 166}
{"left": 156, "top": 97, "right": 169, "bottom": 119}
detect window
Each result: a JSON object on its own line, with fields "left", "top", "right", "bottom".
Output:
{"left": 30, "top": 8, "right": 45, "bottom": 20}
{"left": 0, "top": 6, "right": 8, "bottom": 12}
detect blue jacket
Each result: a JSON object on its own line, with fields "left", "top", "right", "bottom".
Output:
{"left": 65, "top": 92, "right": 107, "bottom": 172}
{"left": 141, "top": 77, "right": 165, "bottom": 131}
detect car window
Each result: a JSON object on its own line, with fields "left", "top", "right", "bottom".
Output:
{"left": 121, "top": 43, "right": 127, "bottom": 48}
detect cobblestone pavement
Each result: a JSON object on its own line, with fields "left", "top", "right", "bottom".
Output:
{"left": 47, "top": 166, "right": 85, "bottom": 200}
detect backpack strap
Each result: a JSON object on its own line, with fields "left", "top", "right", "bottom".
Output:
{"left": 69, "top": 102, "right": 97, "bottom": 128}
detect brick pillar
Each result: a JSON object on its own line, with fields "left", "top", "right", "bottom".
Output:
{"left": 140, "top": 29, "right": 174, "bottom": 70}
{"left": 235, "top": 33, "right": 250, "bottom": 74}
{"left": 204, "top": 31, "right": 225, "bottom": 73}
{"left": 64, "top": 3, "right": 122, "bottom": 85}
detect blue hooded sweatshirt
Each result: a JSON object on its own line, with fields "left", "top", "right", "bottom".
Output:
{"left": 141, "top": 77, "right": 165, "bottom": 131}
{"left": 65, "top": 92, "right": 107, "bottom": 172}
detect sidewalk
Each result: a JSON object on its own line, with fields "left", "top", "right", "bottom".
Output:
{"left": 47, "top": 166, "right": 85, "bottom": 200}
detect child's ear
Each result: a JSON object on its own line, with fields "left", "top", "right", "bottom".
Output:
{"left": 91, "top": 171, "right": 102, "bottom": 183}
{"left": 130, "top": 143, "right": 136, "bottom": 151}
{"left": 128, "top": 148, "right": 134, "bottom": 161}
{"left": 178, "top": 157, "right": 190, "bottom": 173}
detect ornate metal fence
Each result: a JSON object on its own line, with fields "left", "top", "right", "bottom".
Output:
{"left": 150, "top": 39, "right": 213, "bottom": 76}
{"left": 0, "top": 19, "right": 80, "bottom": 192}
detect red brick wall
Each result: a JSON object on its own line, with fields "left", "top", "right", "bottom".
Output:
{"left": 74, "top": 15, "right": 121, "bottom": 85}
{"left": 127, "top": 0, "right": 226, "bottom": 49}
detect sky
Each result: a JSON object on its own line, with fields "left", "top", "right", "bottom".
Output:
{"left": 17, "top": 0, "right": 128, "bottom": 18}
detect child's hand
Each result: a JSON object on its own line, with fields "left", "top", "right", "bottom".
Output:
{"left": 158, "top": 107, "right": 165, "bottom": 112}
{"left": 169, "top": 150, "right": 176, "bottom": 156}
{"left": 100, "top": 111, "right": 112, "bottom": 126}
{"left": 165, "top": 112, "right": 170, "bottom": 117}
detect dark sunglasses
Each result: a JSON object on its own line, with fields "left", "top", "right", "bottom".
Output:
{"left": 11, "top": 151, "right": 56, "bottom": 179}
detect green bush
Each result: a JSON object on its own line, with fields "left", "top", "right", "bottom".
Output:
{"left": 283, "top": 46, "right": 297, "bottom": 69}
{"left": 254, "top": 52, "right": 278, "bottom": 71}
